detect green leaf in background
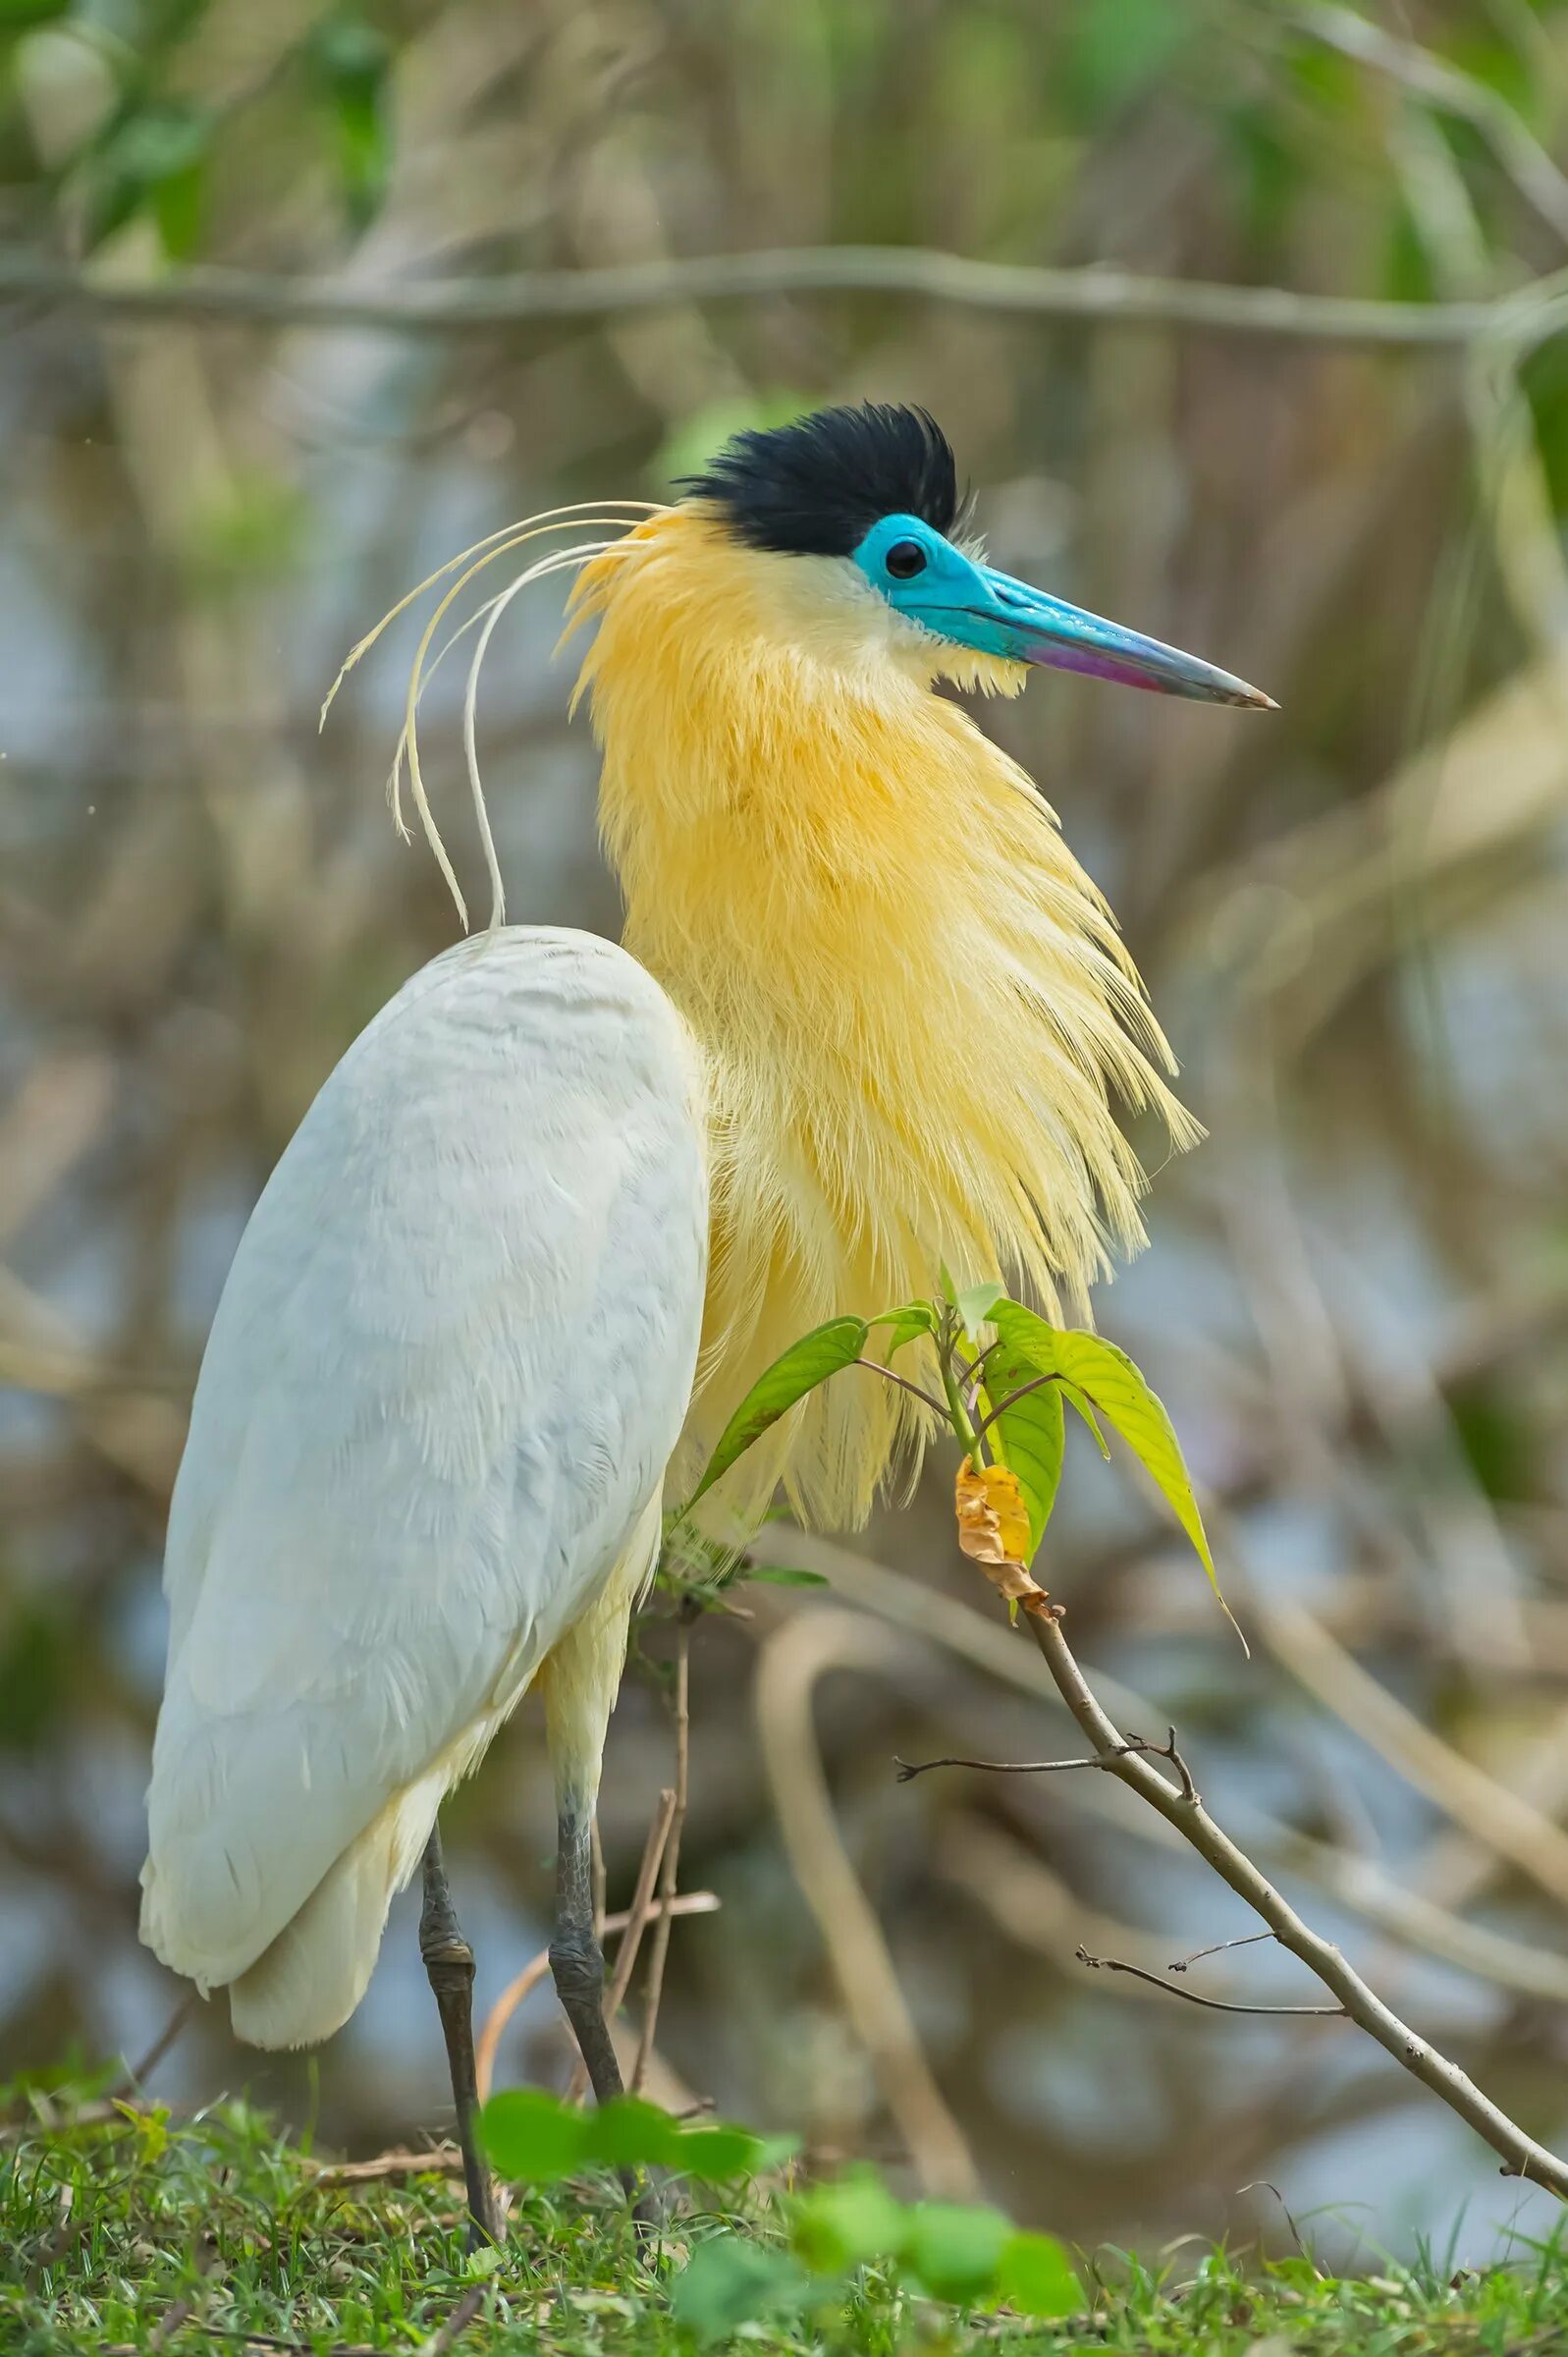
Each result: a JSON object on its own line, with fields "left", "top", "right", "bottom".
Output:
{"left": 995, "top": 2229, "right": 1085, "bottom": 2318}
{"left": 81, "top": 101, "right": 212, "bottom": 258}
{"left": 476, "top": 2088, "right": 586, "bottom": 2184}
{"left": 740, "top": 1565, "right": 831, "bottom": 1588}
{"left": 982, "top": 1345, "right": 1065, "bottom": 1553}
{"left": 900, "top": 2201, "right": 1015, "bottom": 2302}
{"left": 308, "top": 11, "right": 392, "bottom": 231}
{"left": 989, "top": 1301, "right": 1222, "bottom": 1604}
{"left": 790, "top": 2170, "right": 908, "bottom": 2274}
{"left": 685, "top": 1316, "right": 869, "bottom": 1507}
{"left": 655, "top": 393, "right": 814, "bottom": 491}
{"left": 672, "top": 2233, "right": 810, "bottom": 2344}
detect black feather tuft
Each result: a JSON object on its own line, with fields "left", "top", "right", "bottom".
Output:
{"left": 679, "top": 403, "right": 961, "bottom": 557}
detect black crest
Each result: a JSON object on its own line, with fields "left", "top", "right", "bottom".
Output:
{"left": 679, "top": 403, "right": 961, "bottom": 557}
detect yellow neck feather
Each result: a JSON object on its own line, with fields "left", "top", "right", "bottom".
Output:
{"left": 572, "top": 512, "right": 1197, "bottom": 1526}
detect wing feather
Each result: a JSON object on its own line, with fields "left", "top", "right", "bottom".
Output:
{"left": 140, "top": 928, "right": 708, "bottom": 1989}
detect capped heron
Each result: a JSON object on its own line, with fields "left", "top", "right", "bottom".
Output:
{"left": 139, "top": 405, "right": 1270, "bottom": 2236}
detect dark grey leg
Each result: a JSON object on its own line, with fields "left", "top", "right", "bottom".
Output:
{"left": 549, "top": 1805, "right": 623, "bottom": 2106}
{"left": 420, "top": 1825, "right": 502, "bottom": 2246}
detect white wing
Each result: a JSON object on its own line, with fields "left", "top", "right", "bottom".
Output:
{"left": 140, "top": 927, "right": 708, "bottom": 1995}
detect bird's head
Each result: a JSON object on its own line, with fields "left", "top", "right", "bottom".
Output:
{"left": 667, "top": 402, "right": 1273, "bottom": 707}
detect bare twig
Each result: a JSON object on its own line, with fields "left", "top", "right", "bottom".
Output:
{"left": 760, "top": 1531, "right": 1568, "bottom": 2005}
{"left": 5, "top": 245, "right": 1568, "bottom": 348}
{"left": 894, "top": 1737, "right": 1159, "bottom": 1781}
{"left": 1021, "top": 1603, "right": 1568, "bottom": 2196}
{"left": 1076, "top": 1946, "right": 1346, "bottom": 2018}
{"left": 632, "top": 1616, "right": 692, "bottom": 2093}
{"left": 477, "top": 1873, "right": 719, "bottom": 2107}
{"left": 1168, "top": 1931, "right": 1278, "bottom": 1975}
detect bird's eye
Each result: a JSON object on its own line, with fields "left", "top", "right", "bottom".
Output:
{"left": 885, "top": 539, "right": 928, "bottom": 580}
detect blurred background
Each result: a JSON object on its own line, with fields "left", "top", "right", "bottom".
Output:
{"left": 9, "top": 0, "right": 1568, "bottom": 2270}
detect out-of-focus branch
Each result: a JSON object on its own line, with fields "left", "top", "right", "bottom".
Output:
{"left": 1020, "top": 1602, "right": 1568, "bottom": 2198}
{"left": 754, "top": 1608, "right": 983, "bottom": 2201}
{"left": 4, "top": 246, "right": 1568, "bottom": 348}
{"left": 1293, "top": 5, "right": 1568, "bottom": 247}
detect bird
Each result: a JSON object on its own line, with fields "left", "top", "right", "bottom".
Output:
{"left": 138, "top": 403, "right": 1270, "bottom": 2240}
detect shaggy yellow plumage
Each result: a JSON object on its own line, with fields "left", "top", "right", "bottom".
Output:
{"left": 571, "top": 506, "right": 1200, "bottom": 1526}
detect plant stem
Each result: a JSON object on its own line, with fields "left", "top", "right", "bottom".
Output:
{"left": 632, "top": 1616, "right": 692, "bottom": 2093}
{"left": 1020, "top": 1602, "right": 1568, "bottom": 2198}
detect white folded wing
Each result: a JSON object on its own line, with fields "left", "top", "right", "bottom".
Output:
{"left": 140, "top": 927, "right": 708, "bottom": 2042}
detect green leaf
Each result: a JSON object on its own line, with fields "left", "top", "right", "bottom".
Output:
{"left": 989, "top": 1303, "right": 1223, "bottom": 1606}
{"left": 953, "top": 1280, "right": 1005, "bottom": 1333}
{"left": 995, "top": 2230, "right": 1085, "bottom": 2318}
{"left": 739, "top": 1565, "right": 831, "bottom": 1588}
{"left": 1060, "top": 1380, "right": 1110, "bottom": 1459}
{"left": 900, "top": 2202, "right": 1014, "bottom": 2302}
{"left": 476, "top": 2089, "right": 586, "bottom": 2184}
{"left": 673, "top": 2123, "right": 770, "bottom": 2181}
{"left": 672, "top": 2233, "right": 810, "bottom": 2343}
{"left": 81, "top": 102, "right": 213, "bottom": 256}
{"left": 308, "top": 12, "right": 393, "bottom": 231}
{"left": 578, "top": 2096, "right": 682, "bottom": 2171}
{"left": 789, "top": 2170, "right": 909, "bottom": 2274}
{"left": 983, "top": 1347, "right": 1065, "bottom": 1553}
{"left": 685, "top": 1316, "right": 869, "bottom": 1507}
{"left": 868, "top": 1299, "right": 939, "bottom": 1354}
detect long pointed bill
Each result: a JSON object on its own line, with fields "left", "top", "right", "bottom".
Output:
{"left": 968, "top": 566, "right": 1276, "bottom": 708}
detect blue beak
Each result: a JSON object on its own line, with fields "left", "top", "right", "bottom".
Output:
{"left": 855, "top": 516, "right": 1275, "bottom": 709}
{"left": 957, "top": 564, "right": 1276, "bottom": 708}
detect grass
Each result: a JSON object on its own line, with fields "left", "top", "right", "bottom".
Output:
{"left": 4, "top": 2085, "right": 1568, "bottom": 2354}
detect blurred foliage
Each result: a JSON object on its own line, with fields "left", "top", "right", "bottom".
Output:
{"left": 7, "top": 0, "right": 1568, "bottom": 2268}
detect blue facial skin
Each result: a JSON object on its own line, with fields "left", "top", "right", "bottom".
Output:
{"left": 852, "top": 513, "right": 1273, "bottom": 708}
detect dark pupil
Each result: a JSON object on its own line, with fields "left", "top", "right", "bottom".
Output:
{"left": 885, "top": 538, "right": 927, "bottom": 580}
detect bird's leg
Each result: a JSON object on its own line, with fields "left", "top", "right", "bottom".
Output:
{"left": 419, "top": 1824, "right": 502, "bottom": 2247}
{"left": 549, "top": 1804, "right": 624, "bottom": 2105}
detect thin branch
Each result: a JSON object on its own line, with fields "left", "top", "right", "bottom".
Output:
{"left": 1168, "top": 1930, "right": 1278, "bottom": 1975}
{"left": 853, "top": 1359, "right": 948, "bottom": 1416}
{"left": 1020, "top": 1602, "right": 1568, "bottom": 2197}
{"left": 1076, "top": 1946, "right": 1346, "bottom": 2018}
{"left": 893, "top": 1737, "right": 1159, "bottom": 1782}
{"left": 968, "top": 1369, "right": 1063, "bottom": 1448}
{"left": 5, "top": 245, "right": 1568, "bottom": 349}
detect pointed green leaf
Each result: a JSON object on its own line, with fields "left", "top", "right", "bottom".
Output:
{"left": 995, "top": 2230, "right": 1085, "bottom": 2318}
{"left": 954, "top": 1280, "right": 1005, "bottom": 1333}
{"left": 868, "top": 1299, "right": 939, "bottom": 1354}
{"left": 1060, "top": 1380, "right": 1110, "bottom": 1459}
{"left": 990, "top": 1302, "right": 1222, "bottom": 1604}
{"left": 686, "top": 1317, "right": 869, "bottom": 1507}
{"left": 740, "top": 1565, "right": 831, "bottom": 1589}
